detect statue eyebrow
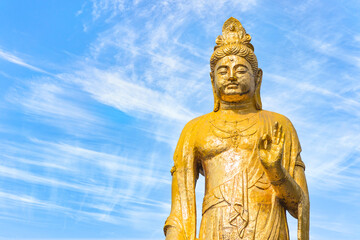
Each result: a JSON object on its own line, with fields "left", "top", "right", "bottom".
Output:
{"left": 234, "top": 64, "right": 248, "bottom": 69}
{"left": 216, "top": 65, "right": 228, "bottom": 71}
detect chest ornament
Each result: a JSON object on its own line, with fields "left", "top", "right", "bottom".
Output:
{"left": 209, "top": 115, "right": 258, "bottom": 149}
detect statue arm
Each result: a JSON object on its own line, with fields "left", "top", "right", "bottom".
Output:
{"left": 165, "top": 172, "right": 185, "bottom": 240}
{"left": 293, "top": 163, "right": 310, "bottom": 240}
{"left": 263, "top": 163, "right": 309, "bottom": 239}
{"left": 259, "top": 119, "right": 309, "bottom": 239}
{"left": 164, "top": 118, "right": 201, "bottom": 240}
{"left": 263, "top": 160, "right": 309, "bottom": 213}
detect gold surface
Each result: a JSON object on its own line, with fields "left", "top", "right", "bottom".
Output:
{"left": 164, "top": 17, "right": 309, "bottom": 240}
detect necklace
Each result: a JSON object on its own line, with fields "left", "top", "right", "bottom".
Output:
{"left": 209, "top": 113, "right": 258, "bottom": 148}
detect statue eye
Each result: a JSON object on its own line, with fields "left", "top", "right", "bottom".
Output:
{"left": 236, "top": 67, "right": 248, "bottom": 74}
{"left": 218, "top": 69, "right": 228, "bottom": 75}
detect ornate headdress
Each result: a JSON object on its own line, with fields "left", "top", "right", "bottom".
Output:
{"left": 210, "top": 17, "right": 262, "bottom": 111}
{"left": 210, "top": 17, "right": 258, "bottom": 74}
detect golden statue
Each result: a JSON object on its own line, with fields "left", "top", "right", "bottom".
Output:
{"left": 164, "top": 17, "right": 309, "bottom": 240}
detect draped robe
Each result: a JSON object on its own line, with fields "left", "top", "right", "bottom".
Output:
{"left": 164, "top": 110, "right": 305, "bottom": 240}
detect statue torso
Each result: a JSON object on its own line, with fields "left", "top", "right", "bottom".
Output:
{"left": 194, "top": 111, "right": 289, "bottom": 240}
{"left": 196, "top": 111, "right": 270, "bottom": 195}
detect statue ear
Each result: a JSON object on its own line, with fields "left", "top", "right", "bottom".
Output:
{"left": 210, "top": 72, "right": 220, "bottom": 112}
{"left": 254, "top": 68, "right": 263, "bottom": 110}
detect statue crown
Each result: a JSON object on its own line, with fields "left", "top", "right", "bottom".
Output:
{"left": 214, "top": 17, "right": 254, "bottom": 51}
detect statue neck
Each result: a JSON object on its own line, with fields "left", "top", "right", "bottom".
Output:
{"left": 218, "top": 98, "right": 257, "bottom": 115}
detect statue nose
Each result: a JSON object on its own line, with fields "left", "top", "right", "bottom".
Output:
{"left": 228, "top": 76, "right": 237, "bottom": 81}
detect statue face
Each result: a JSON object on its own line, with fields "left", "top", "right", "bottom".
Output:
{"left": 213, "top": 55, "right": 255, "bottom": 103}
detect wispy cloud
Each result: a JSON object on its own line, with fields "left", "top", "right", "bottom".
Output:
{"left": 65, "top": 69, "right": 196, "bottom": 122}
{"left": 310, "top": 39, "right": 360, "bottom": 69}
{"left": 0, "top": 138, "right": 170, "bottom": 226}
{"left": 5, "top": 79, "right": 104, "bottom": 136}
{"left": 90, "top": 0, "right": 257, "bottom": 21}
{"left": 0, "top": 48, "right": 49, "bottom": 74}
{"left": 0, "top": 191, "right": 68, "bottom": 211}
{"left": 91, "top": 0, "right": 125, "bottom": 20}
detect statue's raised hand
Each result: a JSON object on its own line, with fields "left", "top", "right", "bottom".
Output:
{"left": 259, "top": 122, "right": 285, "bottom": 170}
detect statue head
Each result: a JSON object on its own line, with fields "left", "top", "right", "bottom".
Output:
{"left": 210, "top": 17, "right": 263, "bottom": 111}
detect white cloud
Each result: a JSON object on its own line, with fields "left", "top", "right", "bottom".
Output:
{"left": 89, "top": 0, "right": 257, "bottom": 21}
{"left": 0, "top": 48, "right": 49, "bottom": 74}
{"left": 0, "top": 190, "right": 127, "bottom": 225}
{"left": 5, "top": 80, "right": 103, "bottom": 135}
{"left": 0, "top": 139, "right": 170, "bottom": 225}
{"left": 0, "top": 191, "right": 68, "bottom": 211}
{"left": 91, "top": 0, "right": 125, "bottom": 20}
{"left": 65, "top": 68, "right": 196, "bottom": 122}
{"left": 311, "top": 40, "right": 360, "bottom": 69}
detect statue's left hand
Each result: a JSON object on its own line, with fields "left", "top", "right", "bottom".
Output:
{"left": 259, "top": 121, "right": 284, "bottom": 170}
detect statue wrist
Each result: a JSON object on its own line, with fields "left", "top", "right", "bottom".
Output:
{"left": 261, "top": 158, "right": 282, "bottom": 172}
{"left": 264, "top": 165, "right": 287, "bottom": 184}
{"left": 270, "top": 174, "right": 288, "bottom": 185}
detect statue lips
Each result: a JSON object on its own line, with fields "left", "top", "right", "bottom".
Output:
{"left": 225, "top": 82, "right": 250, "bottom": 95}
{"left": 226, "top": 83, "right": 239, "bottom": 89}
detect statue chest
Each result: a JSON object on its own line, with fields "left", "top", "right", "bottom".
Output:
{"left": 196, "top": 118, "right": 262, "bottom": 179}
{"left": 196, "top": 119, "right": 259, "bottom": 160}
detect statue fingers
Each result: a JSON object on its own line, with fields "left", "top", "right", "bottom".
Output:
{"left": 279, "top": 129, "right": 285, "bottom": 146}
{"left": 273, "top": 121, "right": 279, "bottom": 138}
{"left": 277, "top": 125, "right": 283, "bottom": 144}
{"left": 261, "top": 133, "right": 272, "bottom": 150}
{"left": 273, "top": 122, "right": 281, "bottom": 145}
{"left": 260, "top": 134, "right": 267, "bottom": 149}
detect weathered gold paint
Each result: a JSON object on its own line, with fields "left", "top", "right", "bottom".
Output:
{"left": 164, "top": 17, "right": 309, "bottom": 240}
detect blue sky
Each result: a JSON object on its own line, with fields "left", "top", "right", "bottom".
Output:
{"left": 0, "top": 0, "right": 360, "bottom": 239}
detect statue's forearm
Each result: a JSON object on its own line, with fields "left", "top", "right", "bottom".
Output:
{"left": 264, "top": 165, "right": 304, "bottom": 216}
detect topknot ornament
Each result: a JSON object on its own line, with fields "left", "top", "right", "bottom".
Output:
{"left": 214, "top": 17, "right": 254, "bottom": 51}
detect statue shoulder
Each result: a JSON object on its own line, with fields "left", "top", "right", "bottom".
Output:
{"left": 259, "top": 110, "right": 297, "bottom": 131}
{"left": 179, "top": 113, "right": 212, "bottom": 136}
{"left": 173, "top": 113, "right": 211, "bottom": 164}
